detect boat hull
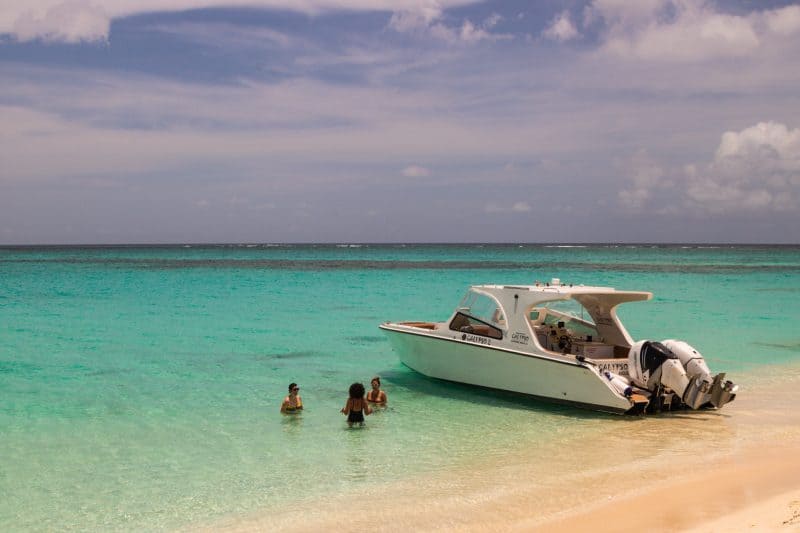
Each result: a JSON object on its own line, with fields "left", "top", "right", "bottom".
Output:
{"left": 381, "top": 325, "right": 632, "bottom": 414}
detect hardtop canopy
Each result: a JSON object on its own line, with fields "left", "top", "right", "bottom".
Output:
{"left": 462, "top": 282, "right": 652, "bottom": 346}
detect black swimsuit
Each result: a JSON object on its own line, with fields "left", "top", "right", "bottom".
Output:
{"left": 347, "top": 400, "right": 364, "bottom": 423}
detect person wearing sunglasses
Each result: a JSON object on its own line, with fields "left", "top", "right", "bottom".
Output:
{"left": 280, "top": 382, "right": 303, "bottom": 414}
{"left": 366, "top": 376, "right": 387, "bottom": 405}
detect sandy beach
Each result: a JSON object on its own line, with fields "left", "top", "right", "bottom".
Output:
{"left": 537, "top": 444, "right": 800, "bottom": 532}
{"left": 206, "top": 365, "right": 800, "bottom": 533}
{"left": 684, "top": 489, "right": 800, "bottom": 533}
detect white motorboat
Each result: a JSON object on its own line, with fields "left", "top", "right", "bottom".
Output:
{"left": 379, "top": 279, "right": 738, "bottom": 415}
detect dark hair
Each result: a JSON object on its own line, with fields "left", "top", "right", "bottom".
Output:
{"left": 371, "top": 376, "right": 381, "bottom": 385}
{"left": 349, "top": 382, "right": 365, "bottom": 399}
{"left": 288, "top": 382, "right": 298, "bottom": 392}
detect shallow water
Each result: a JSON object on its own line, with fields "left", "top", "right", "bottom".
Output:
{"left": 221, "top": 363, "right": 800, "bottom": 532}
{"left": 1, "top": 244, "right": 799, "bottom": 530}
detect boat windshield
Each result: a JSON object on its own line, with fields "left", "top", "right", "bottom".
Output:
{"left": 457, "top": 289, "right": 505, "bottom": 326}
{"left": 532, "top": 298, "right": 600, "bottom": 339}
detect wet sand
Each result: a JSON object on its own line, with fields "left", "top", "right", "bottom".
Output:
{"left": 206, "top": 365, "right": 800, "bottom": 532}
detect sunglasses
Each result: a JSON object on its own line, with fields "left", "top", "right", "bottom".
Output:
{"left": 291, "top": 387, "right": 300, "bottom": 392}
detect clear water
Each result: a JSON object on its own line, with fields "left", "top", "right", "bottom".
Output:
{"left": 1, "top": 244, "right": 799, "bottom": 530}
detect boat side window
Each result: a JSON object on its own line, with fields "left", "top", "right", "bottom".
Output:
{"left": 449, "top": 312, "right": 503, "bottom": 340}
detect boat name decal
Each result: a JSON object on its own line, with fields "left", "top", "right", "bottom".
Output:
{"left": 597, "top": 361, "right": 629, "bottom": 376}
{"left": 511, "top": 332, "right": 530, "bottom": 345}
{"left": 463, "top": 334, "right": 491, "bottom": 345}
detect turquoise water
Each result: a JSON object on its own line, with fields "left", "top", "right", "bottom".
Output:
{"left": 1, "top": 244, "right": 799, "bottom": 530}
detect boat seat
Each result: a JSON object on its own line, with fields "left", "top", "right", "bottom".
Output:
{"left": 531, "top": 325, "right": 550, "bottom": 348}
{"left": 470, "top": 325, "right": 491, "bottom": 335}
{"left": 401, "top": 321, "right": 437, "bottom": 330}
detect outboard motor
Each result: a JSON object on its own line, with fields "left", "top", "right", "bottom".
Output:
{"left": 628, "top": 340, "right": 738, "bottom": 410}
{"left": 662, "top": 340, "right": 711, "bottom": 379}
{"left": 662, "top": 340, "right": 738, "bottom": 409}
{"left": 628, "top": 340, "right": 690, "bottom": 397}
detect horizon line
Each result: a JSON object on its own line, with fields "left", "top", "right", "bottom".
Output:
{"left": 2, "top": 241, "right": 799, "bottom": 248}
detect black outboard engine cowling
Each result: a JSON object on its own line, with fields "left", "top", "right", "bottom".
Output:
{"left": 639, "top": 341, "right": 674, "bottom": 379}
{"left": 628, "top": 341, "right": 685, "bottom": 392}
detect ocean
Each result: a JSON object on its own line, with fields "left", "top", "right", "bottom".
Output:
{"left": 1, "top": 244, "right": 799, "bottom": 531}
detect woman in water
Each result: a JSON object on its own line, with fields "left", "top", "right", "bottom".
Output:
{"left": 341, "top": 382, "right": 372, "bottom": 427}
{"left": 280, "top": 383, "right": 303, "bottom": 414}
{"left": 366, "top": 376, "right": 387, "bottom": 405}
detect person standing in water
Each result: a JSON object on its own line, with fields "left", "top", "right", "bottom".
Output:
{"left": 366, "top": 376, "right": 387, "bottom": 405}
{"left": 280, "top": 383, "right": 303, "bottom": 414}
{"left": 341, "top": 382, "right": 372, "bottom": 427}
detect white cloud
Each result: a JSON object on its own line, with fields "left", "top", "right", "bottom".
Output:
{"left": 761, "top": 5, "right": 800, "bottom": 36}
{"left": 617, "top": 122, "right": 800, "bottom": 215}
{"left": 0, "top": 0, "right": 478, "bottom": 43}
{"left": 484, "top": 13, "right": 502, "bottom": 29}
{"left": 686, "top": 121, "right": 800, "bottom": 213}
{"left": 484, "top": 202, "right": 531, "bottom": 213}
{"left": 6, "top": 0, "right": 110, "bottom": 43}
{"left": 388, "top": 5, "right": 510, "bottom": 44}
{"left": 542, "top": 10, "right": 579, "bottom": 42}
{"left": 401, "top": 165, "right": 430, "bottom": 177}
{"left": 592, "top": 1, "right": 758, "bottom": 61}
{"left": 715, "top": 121, "right": 800, "bottom": 161}
{"left": 586, "top": 0, "right": 800, "bottom": 63}
{"left": 387, "top": 7, "right": 442, "bottom": 33}
{"left": 459, "top": 20, "right": 491, "bottom": 43}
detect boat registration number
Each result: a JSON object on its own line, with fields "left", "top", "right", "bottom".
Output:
{"left": 597, "top": 361, "right": 629, "bottom": 376}
{"left": 511, "top": 332, "right": 530, "bottom": 345}
{"left": 464, "top": 334, "right": 491, "bottom": 345}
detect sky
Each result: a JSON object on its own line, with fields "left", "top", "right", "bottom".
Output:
{"left": 1, "top": 0, "right": 799, "bottom": 244}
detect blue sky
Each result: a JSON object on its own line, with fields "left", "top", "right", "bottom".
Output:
{"left": 1, "top": 0, "right": 799, "bottom": 244}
